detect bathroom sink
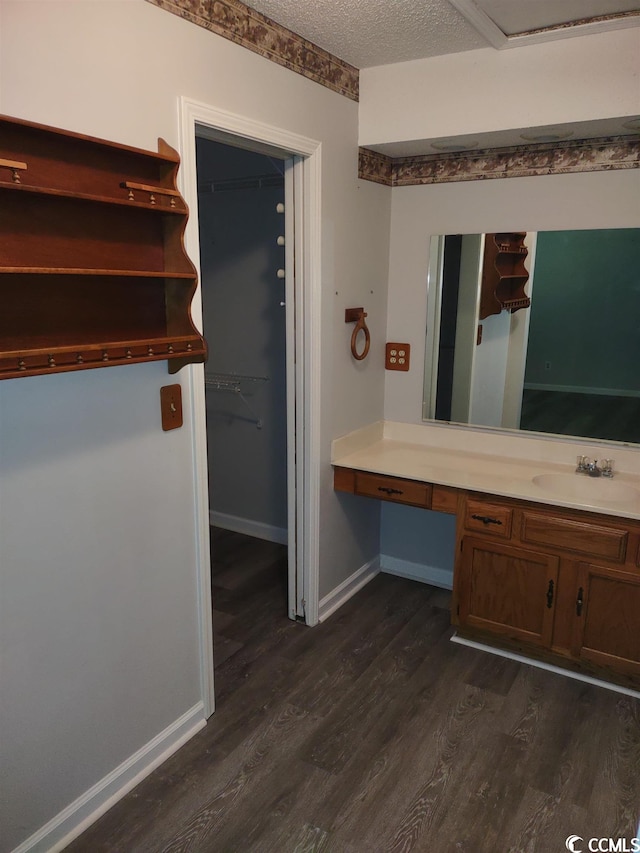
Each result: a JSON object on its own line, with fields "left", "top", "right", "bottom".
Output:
{"left": 532, "top": 473, "right": 639, "bottom": 505}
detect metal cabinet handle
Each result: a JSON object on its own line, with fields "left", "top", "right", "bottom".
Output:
{"left": 546, "top": 579, "right": 554, "bottom": 609}
{"left": 378, "top": 486, "right": 403, "bottom": 496}
{"left": 471, "top": 514, "right": 502, "bottom": 526}
{"left": 576, "top": 587, "right": 584, "bottom": 617}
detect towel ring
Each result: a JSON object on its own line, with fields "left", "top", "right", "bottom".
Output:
{"left": 345, "top": 307, "right": 371, "bottom": 361}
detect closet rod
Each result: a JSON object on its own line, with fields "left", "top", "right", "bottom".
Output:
{"left": 198, "top": 174, "right": 284, "bottom": 193}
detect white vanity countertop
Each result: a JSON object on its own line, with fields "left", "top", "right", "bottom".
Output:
{"left": 331, "top": 421, "right": 640, "bottom": 520}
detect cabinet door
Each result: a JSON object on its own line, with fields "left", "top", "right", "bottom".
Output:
{"left": 572, "top": 563, "right": 640, "bottom": 678}
{"left": 458, "top": 537, "right": 559, "bottom": 647}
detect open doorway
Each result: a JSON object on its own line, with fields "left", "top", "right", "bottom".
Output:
{"left": 196, "top": 140, "right": 288, "bottom": 542}
{"left": 195, "top": 138, "right": 291, "bottom": 666}
{"left": 179, "top": 98, "right": 322, "bottom": 717}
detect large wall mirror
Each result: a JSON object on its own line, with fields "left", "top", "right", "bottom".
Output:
{"left": 423, "top": 228, "right": 640, "bottom": 446}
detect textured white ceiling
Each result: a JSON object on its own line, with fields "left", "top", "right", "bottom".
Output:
{"left": 245, "top": 0, "right": 640, "bottom": 67}
{"left": 245, "top": 0, "right": 486, "bottom": 68}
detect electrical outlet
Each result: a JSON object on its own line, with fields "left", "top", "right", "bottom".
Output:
{"left": 160, "top": 384, "right": 183, "bottom": 431}
{"left": 386, "top": 342, "right": 410, "bottom": 371}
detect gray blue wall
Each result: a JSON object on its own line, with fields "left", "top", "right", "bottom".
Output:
{"left": 197, "top": 139, "right": 288, "bottom": 537}
{"left": 381, "top": 504, "right": 457, "bottom": 588}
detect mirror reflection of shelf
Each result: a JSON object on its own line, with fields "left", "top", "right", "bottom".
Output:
{"left": 204, "top": 372, "right": 269, "bottom": 429}
{"left": 480, "top": 232, "right": 531, "bottom": 320}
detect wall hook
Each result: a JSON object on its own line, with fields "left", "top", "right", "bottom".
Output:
{"left": 345, "top": 307, "right": 371, "bottom": 361}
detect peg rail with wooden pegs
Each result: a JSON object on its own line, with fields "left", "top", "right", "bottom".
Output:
{"left": 0, "top": 113, "right": 207, "bottom": 380}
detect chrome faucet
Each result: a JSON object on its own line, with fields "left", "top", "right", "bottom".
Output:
{"left": 576, "top": 456, "right": 614, "bottom": 477}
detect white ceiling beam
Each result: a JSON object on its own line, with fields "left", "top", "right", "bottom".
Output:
{"left": 448, "top": 0, "right": 508, "bottom": 48}
{"left": 449, "top": 0, "right": 640, "bottom": 50}
{"left": 504, "top": 12, "right": 640, "bottom": 50}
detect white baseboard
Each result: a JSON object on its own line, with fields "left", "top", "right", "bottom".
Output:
{"left": 14, "top": 704, "right": 206, "bottom": 853}
{"left": 450, "top": 633, "right": 640, "bottom": 700}
{"left": 210, "top": 510, "right": 288, "bottom": 545}
{"left": 318, "top": 556, "right": 380, "bottom": 622}
{"left": 523, "top": 382, "right": 640, "bottom": 399}
{"left": 380, "top": 555, "right": 453, "bottom": 590}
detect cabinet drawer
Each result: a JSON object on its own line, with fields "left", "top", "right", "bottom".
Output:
{"left": 464, "top": 499, "right": 512, "bottom": 538}
{"left": 521, "top": 512, "right": 627, "bottom": 563}
{"left": 354, "top": 472, "right": 431, "bottom": 508}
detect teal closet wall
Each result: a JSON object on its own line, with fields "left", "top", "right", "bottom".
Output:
{"left": 524, "top": 229, "right": 640, "bottom": 394}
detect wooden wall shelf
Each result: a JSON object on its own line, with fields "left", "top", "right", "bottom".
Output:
{"left": 0, "top": 113, "right": 207, "bottom": 380}
{"left": 479, "top": 232, "right": 531, "bottom": 320}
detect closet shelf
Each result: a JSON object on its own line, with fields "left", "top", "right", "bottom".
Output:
{"left": 0, "top": 112, "right": 207, "bottom": 379}
{"left": 204, "top": 373, "right": 268, "bottom": 429}
{"left": 205, "top": 372, "right": 269, "bottom": 386}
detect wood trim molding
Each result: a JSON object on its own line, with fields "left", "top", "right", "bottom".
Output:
{"left": 359, "top": 136, "right": 640, "bottom": 187}
{"left": 145, "top": 0, "right": 359, "bottom": 101}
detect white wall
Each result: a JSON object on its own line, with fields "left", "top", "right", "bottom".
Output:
{"left": 359, "top": 27, "right": 640, "bottom": 147}
{"left": 0, "top": 2, "right": 390, "bottom": 849}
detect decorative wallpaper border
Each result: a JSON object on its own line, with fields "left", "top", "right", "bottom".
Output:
{"left": 145, "top": 0, "right": 359, "bottom": 101}
{"left": 359, "top": 136, "right": 640, "bottom": 187}
{"left": 357, "top": 147, "right": 393, "bottom": 186}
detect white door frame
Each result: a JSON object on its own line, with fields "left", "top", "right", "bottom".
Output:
{"left": 178, "top": 97, "right": 322, "bottom": 717}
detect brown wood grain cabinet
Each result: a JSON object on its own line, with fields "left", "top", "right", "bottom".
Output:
{"left": 454, "top": 493, "right": 640, "bottom": 688}
{"left": 334, "top": 464, "right": 640, "bottom": 688}
{"left": 457, "top": 536, "right": 559, "bottom": 648}
{"left": 571, "top": 562, "right": 640, "bottom": 678}
{"left": 0, "top": 113, "right": 207, "bottom": 380}
{"left": 353, "top": 471, "right": 431, "bottom": 509}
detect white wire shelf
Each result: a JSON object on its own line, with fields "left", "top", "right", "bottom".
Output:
{"left": 204, "top": 372, "right": 269, "bottom": 428}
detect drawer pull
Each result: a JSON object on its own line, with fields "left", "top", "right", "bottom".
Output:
{"left": 471, "top": 514, "right": 502, "bottom": 527}
{"left": 546, "top": 579, "right": 554, "bottom": 609}
{"left": 378, "top": 486, "right": 403, "bottom": 496}
{"left": 576, "top": 586, "right": 584, "bottom": 617}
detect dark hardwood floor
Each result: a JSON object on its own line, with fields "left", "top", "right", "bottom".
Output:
{"left": 67, "top": 528, "right": 640, "bottom": 852}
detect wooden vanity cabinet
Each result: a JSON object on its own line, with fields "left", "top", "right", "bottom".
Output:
{"left": 453, "top": 494, "right": 640, "bottom": 686}
{"left": 333, "top": 464, "right": 640, "bottom": 686}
